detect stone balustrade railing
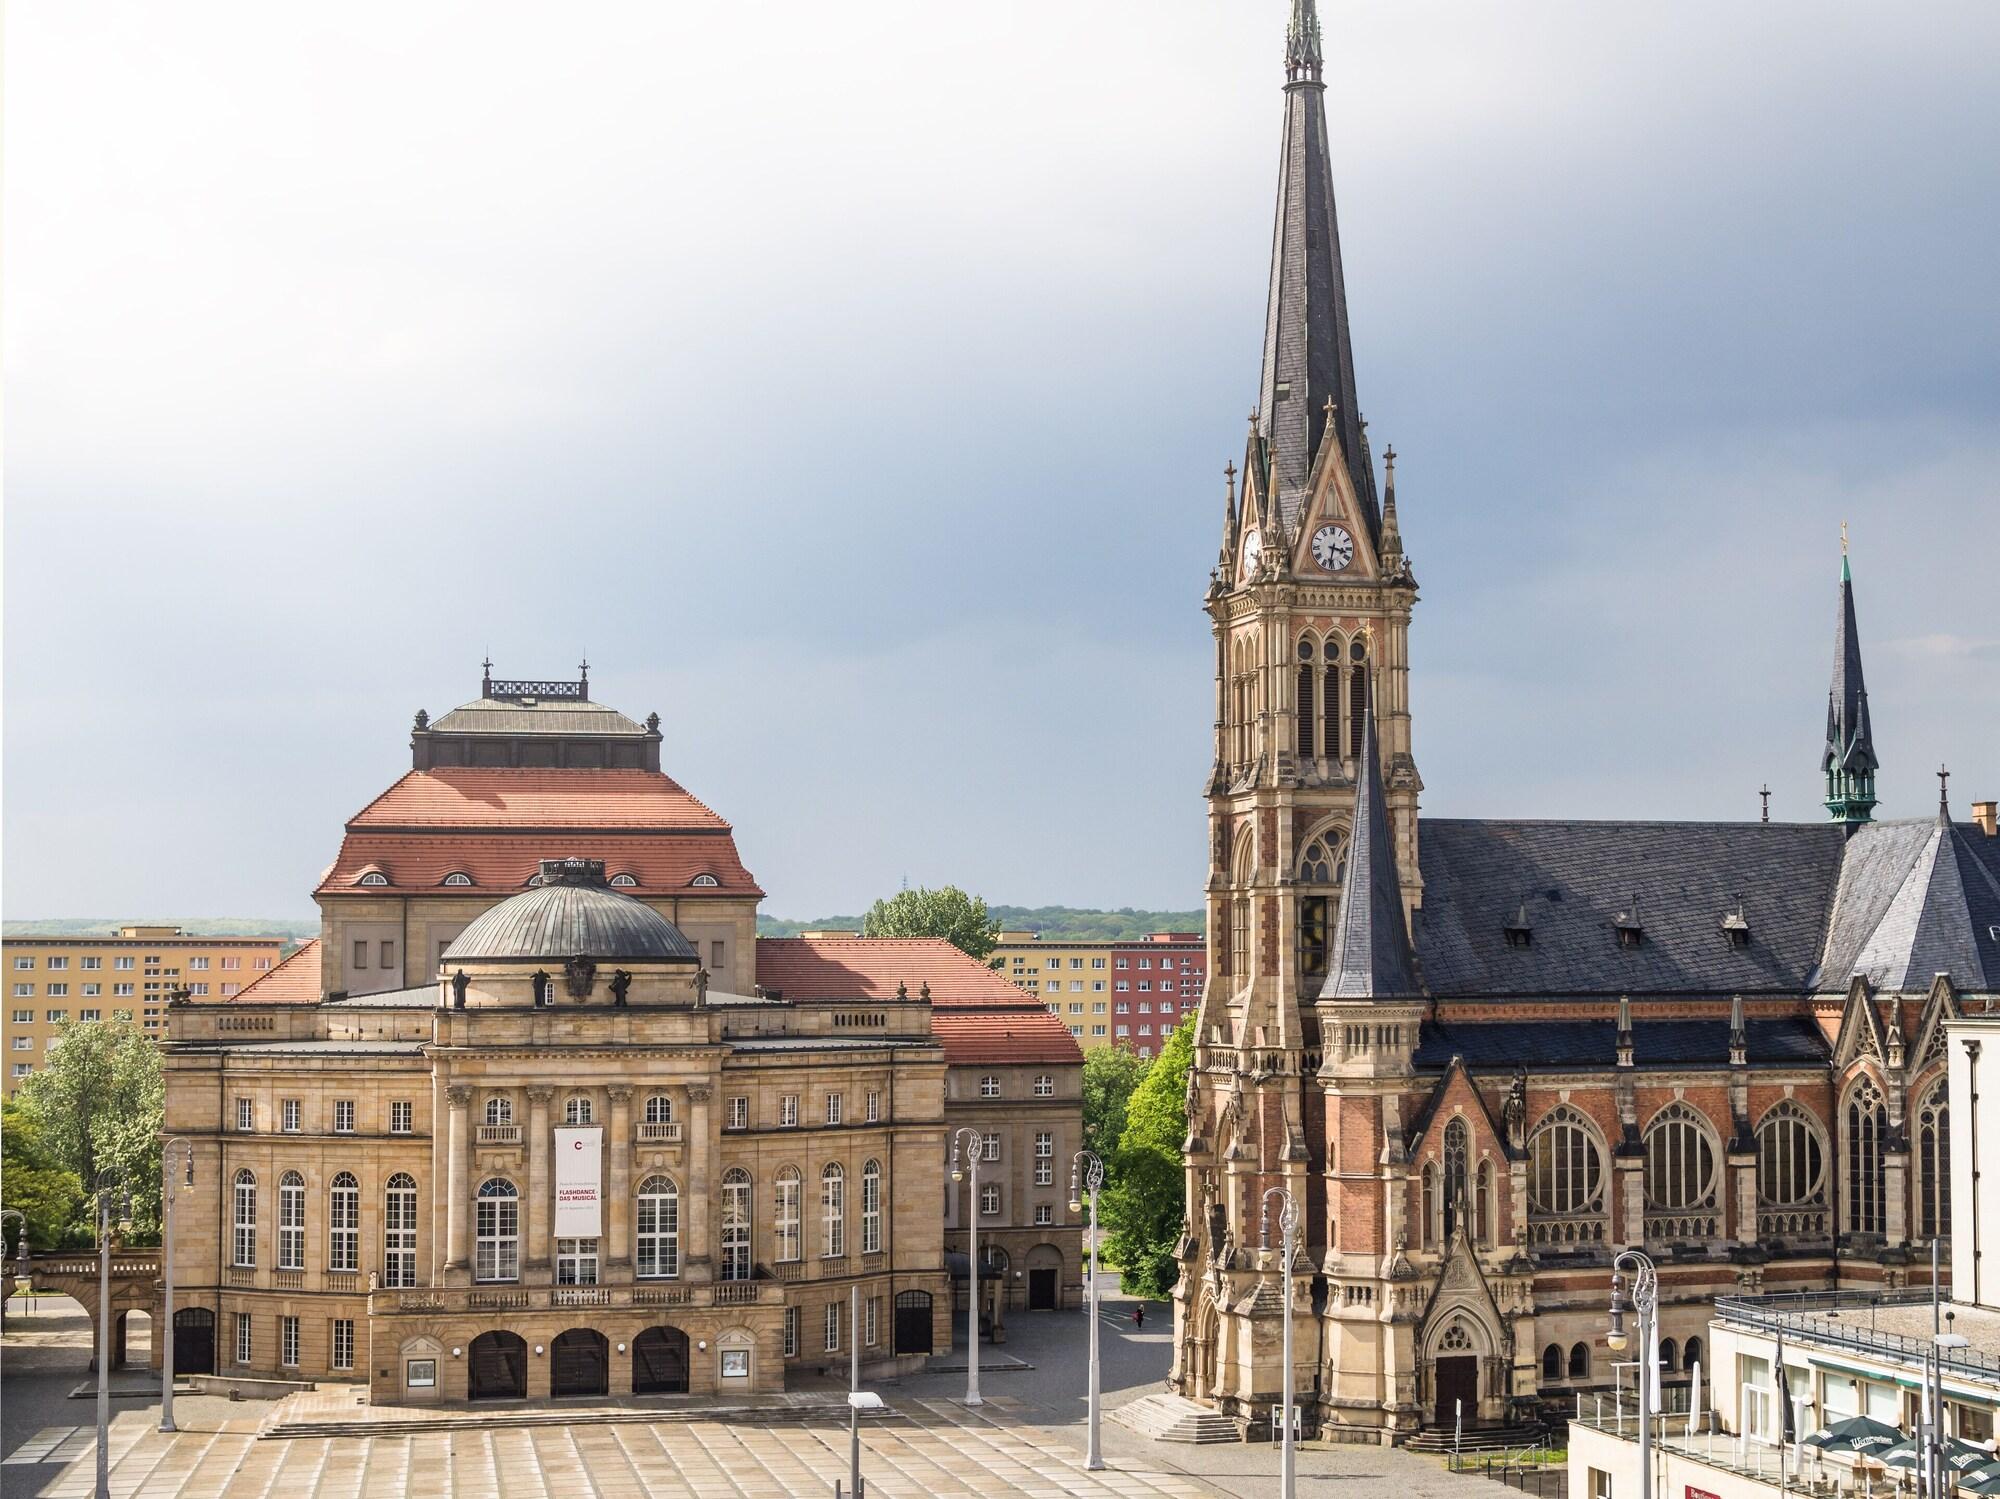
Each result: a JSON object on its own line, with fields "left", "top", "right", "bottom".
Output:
{"left": 370, "top": 1278, "right": 782, "bottom": 1316}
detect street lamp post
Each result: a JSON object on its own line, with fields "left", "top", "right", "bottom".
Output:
{"left": 948, "top": 1126, "right": 984, "bottom": 1407}
{"left": 1069, "top": 1149, "right": 1105, "bottom": 1471}
{"left": 91, "top": 1164, "right": 132, "bottom": 1499}
{"left": 1606, "top": 1250, "right": 1659, "bottom": 1499}
{"left": 159, "top": 1139, "right": 194, "bottom": 1433}
{"left": 1259, "top": 1186, "right": 1300, "bottom": 1499}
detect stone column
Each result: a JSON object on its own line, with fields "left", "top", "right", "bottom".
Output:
{"left": 607, "top": 1087, "right": 632, "bottom": 1271}
{"left": 526, "top": 1086, "right": 554, "bottom": 1279}
{"left": 1732, "top": 1159, "right": 1758, "bottom": 1246}
{"left": 686, "top": 1085, "right": 713, "bottom": 1278}
{"left": 445, "top": 1085, "right": 472, "bottom": 1276}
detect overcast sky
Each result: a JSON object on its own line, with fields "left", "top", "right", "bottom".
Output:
{"left": 6, "top": 1, "right": 1997, "bottom": 923}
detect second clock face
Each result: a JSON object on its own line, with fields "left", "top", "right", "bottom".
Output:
{"left": 1240, "top": 528, "right": 1263, "bottom": 577}
{"left": 1312, "top": 524, "right": 1355, "bottom": 572}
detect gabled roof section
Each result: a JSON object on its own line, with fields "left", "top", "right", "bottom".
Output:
{"left": 1404, "top": 1058, "right": 1516, "bottom": 1158}
{"left": 754, "top": 937, "right": 1026, "bottom": 1006}
{"left": 225, "top": 939, "right": 322, "bottom": 1005}
{"left": 350, "top": 769, "right": 729, "bottom": 831}
{"left": 1255, "top": 0, "right": 1377, "bottom": 541}
{"left": 1846, "top": 817, "right": 2000, "bottom": 992}
{"left": 930, "top": 1005, "right": 1085, "bottom": 1066}
{"left": 1319, "top": 696, "right": 1418, "bottom": 999}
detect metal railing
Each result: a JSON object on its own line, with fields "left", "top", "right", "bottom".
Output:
{"left": 1714, "top": 1293, "right": 2000, "bottom": 1380}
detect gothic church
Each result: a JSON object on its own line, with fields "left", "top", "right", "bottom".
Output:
{"left": 1173, "top": 0, "right": 2000, "bottom": 1444}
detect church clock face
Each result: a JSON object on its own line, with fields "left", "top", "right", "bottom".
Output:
{"left": 1240, "top": 528, "right": 1262, "bottom": 577}
{"left": 1311, "top": 524, "right": 1355, "bottom": 572}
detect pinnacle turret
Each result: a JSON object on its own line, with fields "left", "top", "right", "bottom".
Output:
{"left": 1824, "top": 534, "right": 1878, "bottom": 829}
{"left": 1319, "top": 684, "right": 1418, "bottom": 999}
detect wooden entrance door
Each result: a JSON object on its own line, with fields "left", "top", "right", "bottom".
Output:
{"left": 1435, "top": 1356, "right": 1478, "bottom": 1426}
{"left": 1028, "top": 1268, "right": 1058, "bottom": 1310}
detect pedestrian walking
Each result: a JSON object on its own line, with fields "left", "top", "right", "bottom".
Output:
{"left": 1132, "top": 1304, "right": 1145, "bottom": 1330}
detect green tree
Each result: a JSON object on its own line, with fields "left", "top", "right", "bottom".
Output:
{"left": 14, "top": 1020, "right": 164, "bottom": 1244}
{"left": 1102, "top": 1015, "right": 1194, "bottom": 1297}
{"left": 0, "top": 1099, "right": 85, "bottom": 1252}
{"left": 1081, "top": 1045, "right": 1146, "bottom": 1163}
{"left": 860, "top": 886, "right": 1000, "bottom": 960}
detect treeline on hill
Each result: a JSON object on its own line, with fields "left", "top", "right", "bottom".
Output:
{"left": 760, "top": 905, "right": 1204, "bottom": 942}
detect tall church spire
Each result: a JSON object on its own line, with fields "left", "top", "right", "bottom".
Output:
{"left": 1824, "top": 532, "right": 1878, "bottom": 829}
{"left": 1257, "top": 0, "right": 1377, "bottom": 540}
{"left": 1320, "top": 687, "right": 1418, "bottom": 999}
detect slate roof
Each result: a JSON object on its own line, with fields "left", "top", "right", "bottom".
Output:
{"left": 1414, "top": 820, "right": 1846, "bottom": 996}
{"left": 224, "top": 939, "right": 322, "bottom": 1005}
{"left": 1411, "top": 1016, "right": 1830, "bottom": 1071}
{"left": 1844, "top": 818, "right": 2000, "bottom": 992}
{"left": 1321, "top": 700, "right": 1418, "bottom": 998}
{"left": 430, "top": 696, "right": 647, "bottom": 737}
{"left": 754, "top": 937, "right": 1027, "bottom": 1006}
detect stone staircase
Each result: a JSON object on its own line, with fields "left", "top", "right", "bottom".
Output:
{"left": 1111, "top": 1392, "right": 1243, "bottom": 1444}
{"left": 1403, "top": 1422, "right": 1546, "bottom": 1455}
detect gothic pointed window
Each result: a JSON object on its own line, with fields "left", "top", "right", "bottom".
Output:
{"left": 1643, "top": 1103, "right": 1719, "bottom": 1236}
{"left": 1296, "top": 637, "right": 1317, "bottom": 759}
{"left": 1297, "top": 829, "right": 1347, "bottom": 977}
{"left": 1755, "top": 1101, "right": 1827, "bottom": 1236}
{"left": 1230, "top": 832, "right": 1253, "bottom": 990}
{"left": 1442, "top": 1118, "right": 1471, "bottom": 1241}
{"left": 1323, "top": 632, "right": 1343, "bottom": 759}
{"left": 1420, "top": 1163, "right": 1437, "bottom": 1250}
{"left": 1845, "top": 1079, "right": 1888, "bottom": 1236}
{"left": 1348, "top": 638, "right": 1369, "bottom": 756}
{"left": 1528, "top": 1106, "right": 1606, "bottom": 1246}
{"left": 1569, "top": 1342, "right": 1591, "bottom": 1379}
{"left": 1475, "top": 1160, "right": 1494, "bottom": 1246}
{"left": 1916, "top": 1086, "right": 1950, "bottom": 1240}
{"left": 1542, "top": 1344, "right": 1563, "bottom": 1382}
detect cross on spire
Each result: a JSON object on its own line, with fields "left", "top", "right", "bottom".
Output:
{"left": 1939, "top": 764, "right": 1952, "bottom": 818}
{"left": 1760, "top": 785, "right": 1771, "bottom": 823}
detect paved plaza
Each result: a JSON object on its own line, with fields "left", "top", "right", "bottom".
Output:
{"left": 4, "top": 1286, "right": 1508, "bottom": 1499}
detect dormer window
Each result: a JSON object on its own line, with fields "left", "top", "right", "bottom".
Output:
{"left": 1615, "top": 897, "right": 1643, "bottom": 949}
{"left": 689, "top": 874, "right": 719, "bottom": 888}
{"left": 442, "top": 873, "right": 472, "bottom": 888}
{"left": 1503, "top": 903, "right": 1533, "bottom": 949}
{"left": 1721, "top": 903, "right": 1751, "bottom": 950}
{"left": 357, "top": 871, "right": 389, "bottom": 888}
{"left": 609, "top": 873, "right": 637, "bottom": 889}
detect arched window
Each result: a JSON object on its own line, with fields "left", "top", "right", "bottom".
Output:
{"left": 774, "top": 1167, "right": 802, "bottom": 1263}
{"left": 636, "top": 1175, "right": 679, "bottom": 1278}
{"left": 329, "top": 1171, "right": 359, "bottom": 1272}
{"left": 1542, "top": 1344, "right": 1563, "bottom": 1382}
{"left": 1683, "top": 1335, "right": 1704, "bottom": 1373}
{"left": 1659, "top": 1338, "right": 1678, "bottom": 1373}
{"left": 720, "top": 1168, "right": 751, "bottom": 1281}
{"left": 1229, "top": 833, "right": 1253, "bottom": 989}
{"left": 609, "top": 873, "right": 638, "bottom": 888}
{"left": 1475, "top": 1160, "right": 1495, "bottom": 1246}
{"left": 1917, "top": 1086, "right": 1951, "bottom": 1241}
{"left": 384, "top": 1173, "right": 417, "bottom": 1288}
{"left": 1846, "top": 1080, "right": 1888, "bottom": 1236}
{"left": 689, "top": 874, "right": 719, "bottom": 888}
{"left": 1442, "top": 1118, "right": 1471, "bottom": 1241}
{"left": 565, "top": 1095, "right": 593, "bottom": 1125}
{"left": 1528, "top": 1107, "right": 1605, "bottom": 1244}
{"left": 1569, "top": 1342, "right": 1590, "bottom": 1379}
{"left": 1322, "top": 633, "right": 1343, "bottom": 760}
{"left": 278, "top": 1172, "right": 305, "bottom": 1271}
{"left": 442, "top": 872, "right": 472, "bottom": 887}
{"left": 357, "top": 871, "right": 389, "bottom": 887}
{"left": 1756, "top": 1102, "right": 1827, "bottom": 1234}
{"left": 232, "top": 1170, "right": 257, "bottom": 1267}
{"left": 1297, "top": 830, "right": 1347, "bottom": 977}
{"left": 1296, "top": 637, "right": 1317, "bottom": 760}
{"left": 861, "top": 1160, "right": 883, "bottom": 1255}
{"left": 475, "top": 1178, "right": 519, "bottom": 1282}
{"left": 822, "top": 1163, "right": 846, "bottom": 1257}
{"left": 644, "top": 1094, "right": 674, "bottom": 1125}
{"left": 1420, "top": 1163, "right": 1437, "bottom": 1250}
{"left": 1347, "top": 638, "right": 1369, "bottom": 756}
{"left": 1644, "top": 1104, "right": 1719, "bottom": 1233}
{"left": 485, "top": 1096, "right": 512, "bottom": 1126}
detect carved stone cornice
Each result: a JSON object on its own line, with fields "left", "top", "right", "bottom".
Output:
{"left": 686, "top": 1085, "right": 712, "bottom": 1103}
{"left": 526, "top": 1086, "right": 556, "bottom": 1106}
{"left": 446, "top": 1086, "right": 474, "bottom": 1107}
{"left": 606, "top": 1086, "right": 633, "bottom": 1105}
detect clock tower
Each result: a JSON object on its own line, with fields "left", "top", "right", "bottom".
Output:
{"left": 1174, "top": 0, "right": 1425, "bottom": 1434}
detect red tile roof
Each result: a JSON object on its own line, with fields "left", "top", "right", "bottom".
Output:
{"left": 316, "top": 833, "right": 761, "bottom": 896}
{"left": 349, "top": 769, "right": 730, "bottom": 831}
{"left": 226, "top": 939, "right": 322, "bottom": 1005}
{"left": 754, "top": 937, "right": 1027, "bottom": 1005}
{"left": 930, "top": 1005, "right": 1084, "bottom": 1066}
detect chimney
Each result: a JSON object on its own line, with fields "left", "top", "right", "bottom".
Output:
{"left": 1973, "top": 800, "right": 1998, "bottom": 837}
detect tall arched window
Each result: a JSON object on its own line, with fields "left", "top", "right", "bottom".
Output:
{"left": 232, "top": 1170, "right": 257, "bottom": 1267}
{"left": 1347, "top": 638, "right": 1369, "bottom": 756}
{"left": 475, "top": 1178, "right": 519, "bottom": 1282}
{"left": 822, "top": 1163, "right": 846, "bottom": 1257}
{"left": 1683, "top": 1336, "right": 1704, "bottom": 1373}
{"left": 1420, "top": 1163, "right": 1437, "bottom": 1250}
{"left": 1916, "top": 1086, "right": 1951, "bottom": 1240}
{"left": 1846, "top": 1080, "right": 1888, "bottom": 1236}
{"left": 1296, "top": 637, "right": 1317, "bottom": 759}
{"left": 1475, "top": 1160, "right": 1495, "bottom": 1246}
{"left": 384, "top": 1173, "right": 417, "bottom": 1287}
{"left": 1644, "top": 1103, "right": 1719, "bottom": 1235}
{"left": 1756, "top": 1101, "right": 1827, "bottom": 1235}
{"left": 565, "top": 1096, "right": 593, "bottom": 1125}
{"left": 329, "top": 1172, "right": 359, "bottom": 1272}
{"left": 1322, "top": 633, "right": 1343, "bottom": 759}
{"left": 774, "top": 1167, "right": 802, "bottom": 1262}
{"left": 1442, "top": 1118, "right": 1471, "bottom": 1242}
{"left": 1659, "top": 1338, "right": 1679, "bottom": 1374}
{"left": 485, "top": 1096, "right": 512, "bottom": 1126}
{"left": 1569, "top": 1342, "right": 1590, "bottom": 1379}
{"left": 644, "top": 1094, "right": 674, "bottom": 1125}
{"left": 277, "top": 1172, "right": 305, "bottom": 1271}
{"left": 861, "top": 1160, "right": 883, "bottom": 1255}
{"left": 1528, "top": 1106, "right": 1606, "bottom": 1245}
{"left": 720, "top": 1168, "right": 751, "bottom": 1281}
{"left": 1297, "top": 829, "right": 1347, "bottom": 977}
{"left": 1542, "top": 1344, "right": 1563, "bottom": 1382}
{"left": 636, "top": 1175, "right": 679, "bottom": 1278}
{"left": 1229, "top": 833, "right": 1253, "bottom": 989}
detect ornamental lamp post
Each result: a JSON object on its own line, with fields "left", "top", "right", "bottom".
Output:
{"left": 1259, "top": 1185, "right": 1301, "bottom": 1499}
{"left": 948, "top": 1126, "right": 984, "bottom": 1407}
{"left": 91, "top": 1164, "right": 133, "bottom": 1499}
{"left": 1605, "top": 1249, "right": 1658, "bottom": 1499}
{"left": 159, "top": 1139, "right": 194, "bottom": 1433}
{"left": 1069, "top": 1149, "right": 1105, "bottom": 1471}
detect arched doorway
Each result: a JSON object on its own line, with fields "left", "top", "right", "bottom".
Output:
{"left": 468, "top": 1331, "right": 527, "bottom": 1401}
{"left": 173, "top": 1308, "right": 215, "bottom": 1376}
{"left": 1025, "top": 1244, "right": 1064, "bottom": 1311}
{"left": 551, "top": 1328, "right": 608, "bottom": 1398}
{"left": 632, "top": 1326, "right": 689, "bottom": 1394}
{"left": 893, "top": 1290, "right": 933, "bottom": 1355}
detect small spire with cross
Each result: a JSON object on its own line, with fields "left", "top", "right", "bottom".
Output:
{"left": 1939, "top": 764, "right": 1952, "bottom": 819}
{"left": 1841, "top": 520, "right": 1849, "bottom": 556}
